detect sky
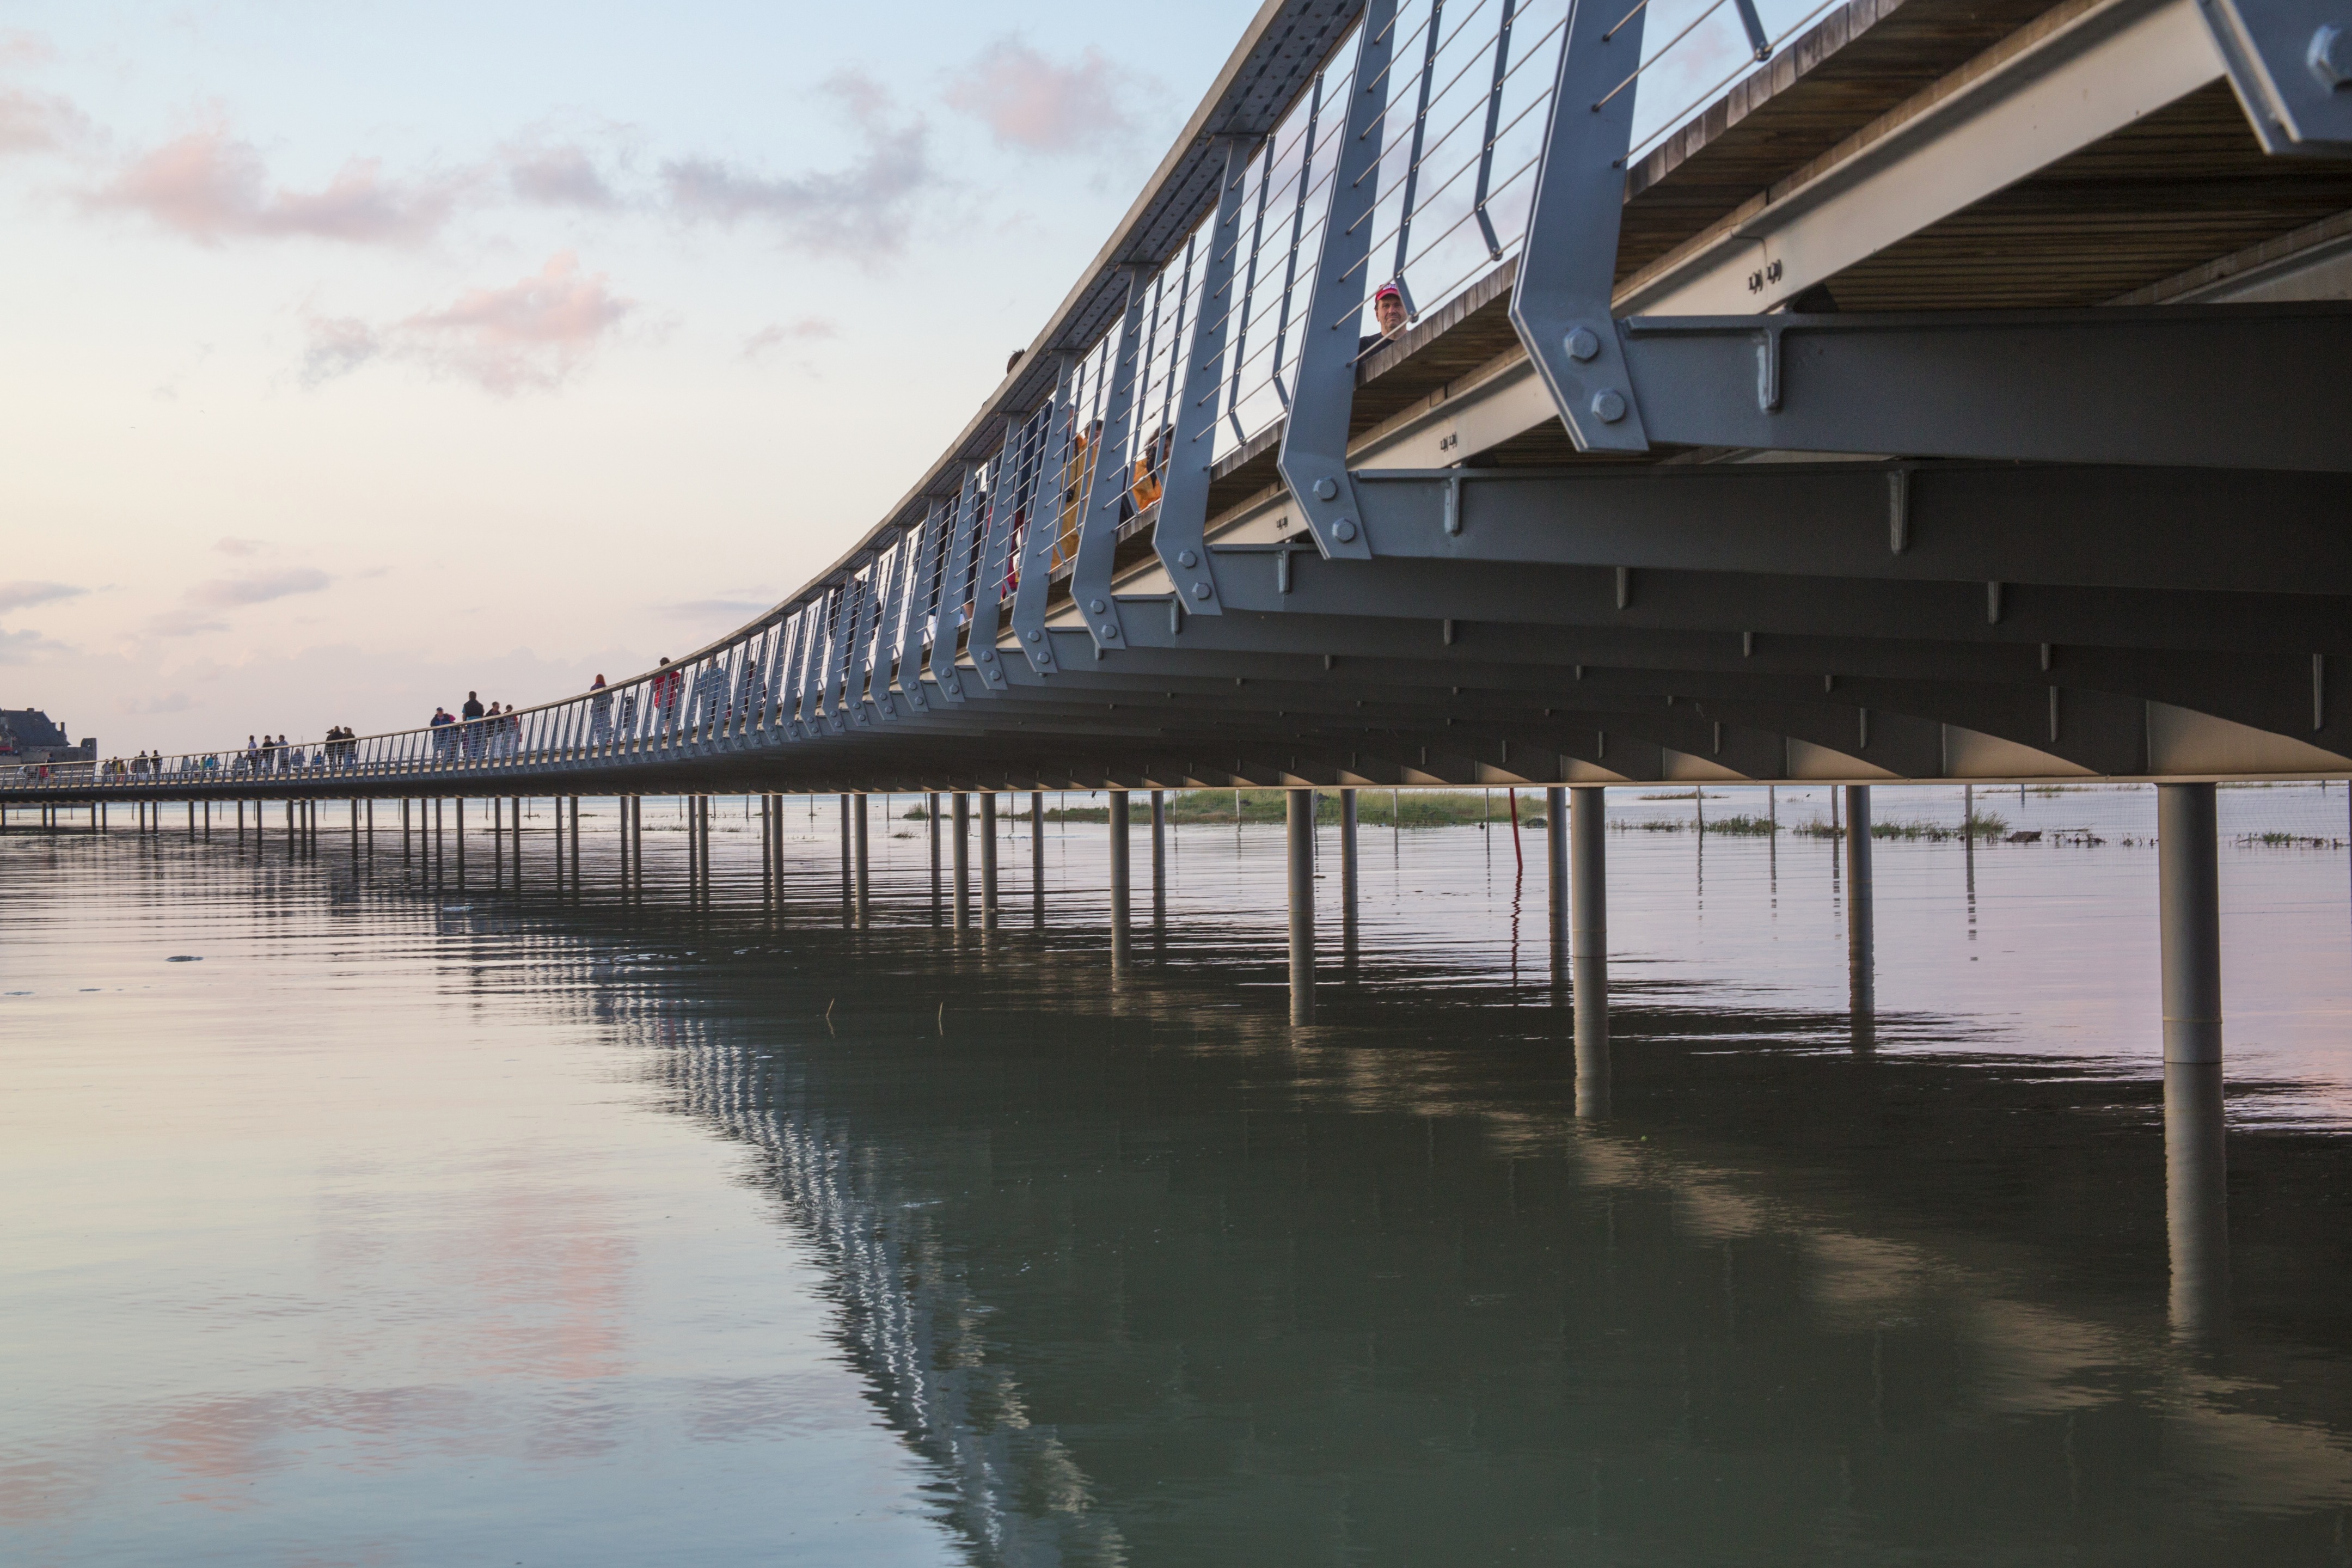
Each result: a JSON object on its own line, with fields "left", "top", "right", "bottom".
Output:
{"left": 0, "top": 0, "right": 1264, "bottom": 755}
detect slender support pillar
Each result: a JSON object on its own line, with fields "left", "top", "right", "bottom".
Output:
{"left": 1538, "top": 785, "right": 1566, "bottom": 991}
{"left": 493, "top": 797, "right": 505, "bottom": 887}
{"left": 928, "top": 791, "right": 944, "bottom": 919}
{"left": 979, "top": 793, "right": 998, "bottom": 930}
{"left": 2166, "top": 1058, "right": 2231, "bottom": 1343}
{"left": 1109, "top": 789, "right": 1132, "bottom": 969}
{"left": 455, "top": 797, "right": 465, "bottom": 887}
{"left": 1149, "top": 788, "right": 1168, "bottom": 905}
{"left": 1287, "top": 788, "right": 1315, "bottom": 1022}
{"left": 854, "top": 793, "right": 871, "bottom": 924}
{"left": 1031, "top": 789, "right": 1045, "bottom": 924}
{"left": 1571, "top": 786, "right": 1608, "bottom": 1116}
{"left": 700, "top": 795, "right": 713, "bottom": 894}
{"left": 1339, "top": 787, "right": 1359, "bottom": 928}
{"left": 1844, "top": 783, "right": 1875, "bottom": 1039}
{"left": 952, "top": 793, "right": 971, "bottom": 932}
{"left": 2159, "top": 781, "right": 2224, "bottom": 1065}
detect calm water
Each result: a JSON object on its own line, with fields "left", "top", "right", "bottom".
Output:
{"left": 7, "top": 785, "right": 2352, "bottom": 1565}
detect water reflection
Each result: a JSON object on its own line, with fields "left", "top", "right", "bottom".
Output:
{"left": 7, "top": 797, "right": 2352, "bottom": 1564}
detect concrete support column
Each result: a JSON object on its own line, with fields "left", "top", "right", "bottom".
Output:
{"left": 1149, "top": 788, "right": 1168, "bottom": 911}
{"left": 1031, "top": 789, "right": 1045, "bottom": 923}
{"left": 979, "top": 792, "right": 998, "bottom": 929}
{"left": 1287, "top": 788, "right": 1315, "bottom": 1023}
{"left": 1108, "top": 789, "right": 1131, "bottom": 968}
{"left": 2166, "top": 1058, "right": 2230, "bottom": 1343}
{"left": 1843, "top": 783, "right": 1875, "bottom": 1036}
{"left": 854, "top": 793, "right": 871, "bottom": 924}
{"left": 1571, "top": 786, "right": 1608, "bottom": 1117}
{"left": 2159, "top": 781, "right": 2224, "bottom": 1065}
{"left": 1547, "top": 786, "right": 1570, "bottom": 986}
{"left": 952, "top": 793, "right": 970, "bottom": 932}
{"left": 929, "top": 792, "right": 944, "bottom": 918}
{"left": 1339, "top": 787, "right": 1359, "bottom": 937}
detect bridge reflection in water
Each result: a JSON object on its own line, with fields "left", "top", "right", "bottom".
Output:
{"left": 620, "top": 910, "right": 2341, "bottom": 1564}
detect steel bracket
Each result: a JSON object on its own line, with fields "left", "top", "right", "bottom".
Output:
{"left": 1012, "top": 357, "right": 1079, "bottom": 674}
{"left": 1155, "top": 137, "right": 1253, "bottom": 615}
{"left": 1071, "top": 268, "right": 1148, "bottom": 653}
{"left": 1275, "top": 0, "right": 1396, "bottom": 561}
{"left": 1506, "top": 0, "right": 1651, "bottom": 454}
{"left": 2198, "top": 0, "right": 2352, "bottom": 155}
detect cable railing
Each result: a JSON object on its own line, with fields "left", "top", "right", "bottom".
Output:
{"left": 7, "top": 0, "right": 1877, "bottom": 800}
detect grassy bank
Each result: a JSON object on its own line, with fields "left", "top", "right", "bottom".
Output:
{"left": 906, "top": 789, "right": 1548, "bottom": 828}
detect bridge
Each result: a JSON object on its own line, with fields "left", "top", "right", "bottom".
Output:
{"left": 9, "top": 0, "right": 2351, "bottom": 1057}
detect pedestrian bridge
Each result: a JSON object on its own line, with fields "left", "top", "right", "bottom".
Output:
{"left": 8, "top": 0, "right": 2350, "bottom": 1061}
{"left": 10, "top": 0, "right": 2352, "bottom": 806}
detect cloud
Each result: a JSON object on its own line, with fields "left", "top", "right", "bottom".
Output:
{"left": 213, "top": 536, "right": 264, "bottom": 556}
{"left": 0, "top": 626, "right": 67, "bottom": 663}
{"left": 945, "top": 40, "right": 1145, "bottom": 154}
{"left": 187, "top": 568, "right": 330, "bottom": 608}
{"left": 0, "top": 31, "right": 54, "bottom": 67}
{"left": 507, "top": 142, "right": 620, "bottom": 209}
{"left": 87, "top": 120, "right": 461, "bottom": 246}
{"left": 143, "top": 608, "right": 228, "bottom": 638}
{"left": 302, "top": 253, "right": 634, "bottom": 396}
{"left": 114, "top": 691, "right": 193, "bottom": 715}
{"left": 665, "top": 597, "right": 773, "bottom": 621}
{"left": 742, "top": 317, "right": 837, "bottom": 360}
{"left": 0, "top": 84, "right": 86, "bottom": 157}
{"left": 0, "top": 580, "right": 84, "bottom": 612}
{"left": 299, "top": 315, "right": 382, "bottom": 387}
{"left": 663, "top": 72, "right": 930, "bottom": 256}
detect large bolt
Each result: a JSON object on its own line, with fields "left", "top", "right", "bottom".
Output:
{"left": 1100, "top": 624, "right": 1119, "bottom": 638}
{"left": 1192, "top": 582, "right": 1212, "bottom": 598}
{"left": 1591, "top": 389, "right": 1628, "bottom": 424}
{"left": 1313, "top": 477, "right": 1339, "bottom": 500}
{"left": 2313, "top": 24, "right": 2350, "bottom": 87}
{"left": 1177, "top": 549, "right": 1198, "bottom": 567}
{"left": 1025, "top": 629, "right": 1041, "bottom": 642}
{"left": 1565, "top": 327, "right": 1601, "bottom": 362}
{"left": 1088, "top": 598, "right": 1106, "bottom": 614}
{"left": 1331, "top": 518, "right": 1359, "bottom": 543}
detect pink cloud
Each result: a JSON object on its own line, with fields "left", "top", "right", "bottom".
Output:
{"left": 945, "top": 40, "right": 1143, "bottom": 154}
{"left": 87, "top": 122, "right": 459, "bottom": 246}
{"left": 0, "top": 84, "right": 88, "bottom": 157}
{"left": 304, "top": 253, "right": 634, "bottom": 396}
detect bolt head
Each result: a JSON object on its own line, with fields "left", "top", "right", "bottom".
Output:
{"left": 1087, "top": 598, "right": 1106, "bottom": 614}
{"left": 2313, "top": 24, "right": 2350, "bottom": 87}
{"left": 1565, "top": 327, "right": 1601, "bottom": 362}
{"left": 1591, "top": 389, "right": 1627, "bottom": 424}
{"left": 1331, "top": 518, "right": 1358, "bottom": 544}
{"left": 1192, "top": 582, "right": 1212, "bottom": 599}
{"left": 1024, "top": 629, "right": 1040, "bottom": 642}
{"left": 1312, "top": 477, "right": 1339, "bottom": 501}
{"left": 1177, "top": 549, "right": 1198, "bottom": 568}
{"left": 978, "top": 648, "right": 994, "bottom": 662}
{"left": 1100, "top": 624, "right": 1118, "bottom": 638}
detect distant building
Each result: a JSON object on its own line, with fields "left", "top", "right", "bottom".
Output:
{"left": 0, "top": 709, "right": 95, "bottom": 763}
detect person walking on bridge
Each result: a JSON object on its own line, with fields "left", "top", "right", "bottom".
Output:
{"left": 589, "top": 675, "right": 611, "bottom": 746}
{"left": 461, "top": 691, "right": 485, "bottom": 759}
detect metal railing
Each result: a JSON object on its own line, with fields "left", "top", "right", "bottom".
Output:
{"left": 5, "top": 0, "right": 1837, "bottom": 799}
